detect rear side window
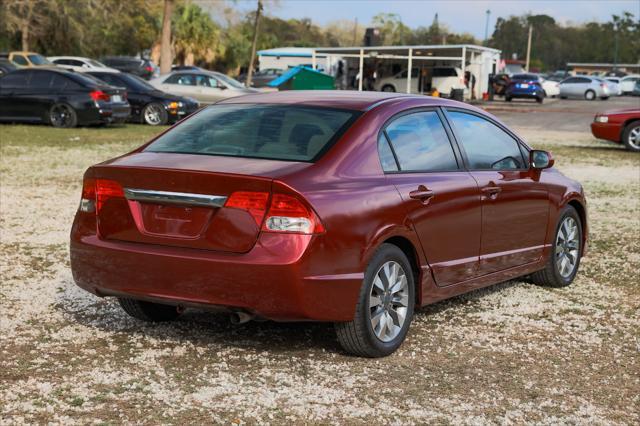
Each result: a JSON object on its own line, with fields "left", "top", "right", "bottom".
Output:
{"left": 28, "top": 71, "right": 54, "bottom": 88}
{"left": 165, "top": 74, "right": 194, "bottom": 85}
{"left": 145, "top": 104, "right": 359, "bottom": 162}
{"left": 383, "top": 111, "right": 458, "bottom": 172}
{"left": 432, "top": 68, "right": 458, "bottom": 77}
{"left": 447, "top": 111, "right": 525, "bottom": 170}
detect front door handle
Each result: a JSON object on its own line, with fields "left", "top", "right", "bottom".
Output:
{"left": 409, "top": 185, "right": 435, "bottom": 203}
{"left": 481, "top": 183, "right": 502, "bottom": 199}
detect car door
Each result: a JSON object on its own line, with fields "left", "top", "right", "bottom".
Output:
{"left": 0, "top": 71, "right": 31, "bottom": 119}
{"left": 380, "top": 109, "right": 482, "bottom": 286}
{"left": 445, "top": 109, "right": 549, "bottom": 275}
{"left": 196, "top": 74, "right": 226, "bottom": 103}
{"left": 21, "top": 70, "right": 56, "bottom": 120}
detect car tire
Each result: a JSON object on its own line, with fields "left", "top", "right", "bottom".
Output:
{"left": 601, "top": 96, "right": 609, "bottom": 100}
{"left": 335, "top": 243, "right": 415, "bottom": 357}
{"left": 621, "top": 120, "right": 640, "bottom": 152}
{"left": 142, "top": 102, "right": 168, "bottom": 126}
{"left": 118, "top": 298, "right": 181, "bottom": 322}
{"left": 530, "top": 205, "right": 582, "bottom": 288}
{"left": 560, "top": 95, "right": 567, "bottom": 99}
{"left": 584, "top": 90, "right": 596, "bottom": 101}
{"left": 48, "top": 103, "right": 78, "bottom": 128}
{"left": 505, "top": 96, "right": 512, "bottom": 102}
{"left": 381, "top": 85, "right": 396, "bottom": 92}
{"left": 536, "top": 96, "right": 544, "bottom": 104}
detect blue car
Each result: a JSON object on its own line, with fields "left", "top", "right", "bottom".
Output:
{"left": 506, "top": 74, "right": 545, "bottom": 103}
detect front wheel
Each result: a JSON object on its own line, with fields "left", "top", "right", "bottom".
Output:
{"left": 142, "top": 102, "right": 168, "bottom": 125}
{"left": 531, "top": 206, "right": 582, "bottom": 287}
{"left": 335, "top": 244, "right": 415, "bottom": 357}
{"left": 622, "top": 120, "right": 640, "bottom": 152}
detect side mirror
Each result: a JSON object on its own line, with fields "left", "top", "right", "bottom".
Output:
{"left": 530, "top": 150, "right": 554, "bottom": 169}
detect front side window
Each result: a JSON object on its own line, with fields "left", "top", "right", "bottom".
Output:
{"left": 145, "top": 104, "right": 358, "bottom": 162}
{"left": 165, "top": 74, "right": 195, "bottom": 85}
{"left": 447, "top": 111, "right": 524, "bottom": 170}
{"left": 378, "top": 133, "right": 398, "bottom": 172}
{"left": 384, "top": 111, "right": 458, "bottom": 172}
{"left": 27, "top": 54, "right": 51, "bottom": 65}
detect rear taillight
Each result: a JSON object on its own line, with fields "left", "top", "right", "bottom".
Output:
{"left": 79, "top": 178, "right": 124, "bottom": 213}
{"left": 263, "top": 193, "right": 324, "bottom": 234}
{"left": 90, "top": 90, "right": 110, "bottom": 102}
{"left": 224, "top": 191, "right": 269, "bottom": 225}
{"left": 224, "top": 191, "right": 324, "bottom": 234}
{"left": 145, "top": 66, "right": 153, "bottom": 72}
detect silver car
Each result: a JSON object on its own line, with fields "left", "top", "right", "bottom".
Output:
{"left": 604, "top": 77, "right": 623, "bottom": 96}
{"left": 149, "top": 70, "right": 257, "bottom": 105}
{"left": 559, "top": 76, "right": 610, "bottom": 100}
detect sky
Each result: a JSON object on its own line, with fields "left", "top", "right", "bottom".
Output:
{"left": 227, "top": 0, "right": 639, "bottom": 40}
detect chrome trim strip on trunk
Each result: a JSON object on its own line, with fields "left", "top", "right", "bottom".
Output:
{"left": 123, "top": 188, "right": 228, "bottom": 208}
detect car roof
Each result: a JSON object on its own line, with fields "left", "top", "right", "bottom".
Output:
{"left": 48, "top": 56, "right": 91, "bottom": 61}
{"left": 217, "top": 90, "right": 469, "bottom": 111}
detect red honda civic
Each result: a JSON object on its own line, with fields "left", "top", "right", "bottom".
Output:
{"left": 70, "top": 91, "right": 588, "bottom": 357}
{"left": 591, "top": 108, "right": 640, "bottom": 152}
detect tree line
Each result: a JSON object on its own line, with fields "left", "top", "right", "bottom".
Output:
{"left": 1, "top": 0, "right": 637, "bottom": 74}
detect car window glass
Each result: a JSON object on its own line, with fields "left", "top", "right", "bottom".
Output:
{"left": 378, "top": 133, "right": 398, "bottom": 172}
{"left": 448, "top": 111, "right": 524, "bottom": 170}
{"left": 12, "top": 55, "right": 28, "bottom": 66}
{"left": 0, "top": 71, "right": 29, "bottom": 87}
{"left": 384, "top": 111, "right": 458, "bottom": 172}
{"left": 29, "top": 71, "right": 53, "bottom": 88}
{"left": 50, "top": 74, "right": 69, "bottom": 90}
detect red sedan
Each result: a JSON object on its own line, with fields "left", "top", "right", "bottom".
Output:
{"left": 70, "top": 91, "right": 588, "bottom": 357}
{"left": 591, "top": 108, "right": 640, "bottom": 152}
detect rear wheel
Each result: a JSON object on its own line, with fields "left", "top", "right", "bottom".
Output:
{"left": 381, "top": 85, "right": 396, "bottom": 92}
{"left": 584, "top": 90, "right": 596, "bottom": 100}
{"left": 531, "top": 206, "right": 582, "bottom": 287}
{"left": 536, "top": 96, "right": 544, "bottom": 104}
{"left": 48, "top": 103, "right": 78, "bottom": 128}
{"left": 335, "top": 244, "right": 415, "bottom": 357}
{"left": 142, "top": 102, "right": 168, "bottom": 126}
{"left": 118, "top": 298, "right": 181, "bottom": 322}
{"left": 622, "top": 120, "right": 640, "bottom": 152}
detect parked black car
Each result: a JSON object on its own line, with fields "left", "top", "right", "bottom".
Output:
{"left": 0, "top": 58, "right": 17, "bottom": 75}
{"left": 100, "top": 56, "right": 158, "bottom": 80}
{"left": 0, "top": 68, "right": 130, "bottom": 128}
{"left": 87, "top": 71, "right": 199, "bottom": 125}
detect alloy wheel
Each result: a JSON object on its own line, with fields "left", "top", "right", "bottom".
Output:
{"left": 369, "top": 261, "right": 409, "bottom": 342}
{"left": 50, "top": 104, "right": 73, "bottom": 127}
{"left": 144, "top": 104, "right": 164, "bottom": 125}
{"left": 628, "top": 126, "right": 640, "bottom": 150}
{"left": 555, "top": 217, "right": 580, "bottom": 278}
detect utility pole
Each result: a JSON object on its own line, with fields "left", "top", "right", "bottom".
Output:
{"left": 484, "top": 10, "right": 491, "bottom": 46}
{"left": 613, "top": 23, "right": 619, "bottom": 69}
{"left": 525, "top": 24, "right": 533, "bottom": 72}
{"left": 159, "top": 0, "right": 174, "bottom": 75}
{"left": 246, "top": 0, "right": 263, "bottom": 88}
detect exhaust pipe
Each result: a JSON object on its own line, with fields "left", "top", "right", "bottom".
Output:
{"left": 230, "top": 311, "right": 254, "bottom": 325}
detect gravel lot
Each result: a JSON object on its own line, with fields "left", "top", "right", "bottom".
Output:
{"left": 1, "top": 98, "right": 639, "bottom": 424}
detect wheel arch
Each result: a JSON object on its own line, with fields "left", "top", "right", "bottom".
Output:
{"left": 379, "top": 235, "right": 424, "bottom": 306}
{"left": 620, "top": 118, "right": 640, "bottom": 140}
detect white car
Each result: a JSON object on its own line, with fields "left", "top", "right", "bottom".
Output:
{"left": 604, "top": 77, "right": 623, "bottom": 96}
{"left": 620, "top": 74, "right": 640, "bottom": 95}
{"left": 539, "top": 77, "right": 560, "bottom": 97}
{"left": 149, "top": 70, "right": 257, "bottom": 105}
{"left": 48, "top": 56, "right": 119, "bottom": 73}
{"left": 373, "top": 67, "right": 466, "bottom": 96}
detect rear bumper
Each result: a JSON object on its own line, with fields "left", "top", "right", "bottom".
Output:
{"left": 507, "top": 89, "right": 544, "bottom": 98}
{"left": 590, "top": 122, "right": 621, "bottom": 143}
{"left": 70, "top": 232, "right": 363, "bottom": 322}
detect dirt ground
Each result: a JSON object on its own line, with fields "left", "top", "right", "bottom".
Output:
{"left": 1, "top": 97, "right": 639, "bottom": 424}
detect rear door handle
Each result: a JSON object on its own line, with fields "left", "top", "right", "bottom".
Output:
{"left": 409, "top": 185, "right": 435, "bottom": 203}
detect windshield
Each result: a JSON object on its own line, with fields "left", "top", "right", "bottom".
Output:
{"left": 213, "top": 72, "right": 245, "bottom": 89}
{"left": 28, "top": 54, "right": 51, "bottom": 65}
{"left": 145, "top": 104, "right": 359, "bottom": 162}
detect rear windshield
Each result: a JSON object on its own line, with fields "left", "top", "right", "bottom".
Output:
{"left": 144, "top": 104, "right": 359, "bottom": 162}
{"left": 512, "top": 74, "right": 539, "bottom": 81}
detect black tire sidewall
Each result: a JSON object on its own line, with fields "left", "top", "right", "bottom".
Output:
{"left": 381, "top": 85, "right": 396, "bottom": 92}
{"left": 358, "top": 244, "right": 415, "bottom": 356}
{"left": 550, "top": 206, "right": 583, "bottom": 285}
{"left": 622, "top": 121, "right": 640, "bottom": 152}
{"left": 143, "top": 103, "right": 168, "bottom": 125}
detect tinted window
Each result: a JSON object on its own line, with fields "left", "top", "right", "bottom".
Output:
{"left": 27, "top": 54, "right": 51, "bottom": 65}
{"left": 577, "top": 77, "right": 591, "bottom": 83}
{"left": 90, "top": 73, "right": 121, "bottom": 86}
{"left": 145, "top": 105, "right": 358, "bottom": 162}
{"left": 432, "top": 68, "right": 458, "bottom": 77}
{"left": 384, "top": 111, "right": 458, "bottom": 172}
{"left": 378, "top": 134, "right": 398, "bottom": 172}
{"left": 448, "top": 111, "right": 524, "bottom": 170}
{"left": 29, "top": 71, "right": 53, "bottom": 88}
{"left": 195, "top": 74, "right": 218, "bottom": 87}
{"left": 50, "top": 74, "right": 70, "bottom": 89}
{"left": 12, "top": 55, "right": 28, "bottom": 66}
{"left": 399, "top": 69, "right": 419, "bottom": 78}
{"left": 165, "top": 74, "right": 195, "bottom": 85}
{"left": 0, "top": 71, "right": 29, "bottom": 87}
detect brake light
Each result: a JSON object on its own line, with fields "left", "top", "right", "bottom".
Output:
{"left": 262, "top": 193, "right": 324, "bottom": 234}
{"left": 145, "top": 66, "right": 153, "bottom": 72}
{"left": 90, "top": 90, "right": 110, "bottom": 102}
{"left": 225, "top": 191, "right": 269, "bottom": 225}
{"left": 78, "top": 178, "right": 124, "bottom": 213}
